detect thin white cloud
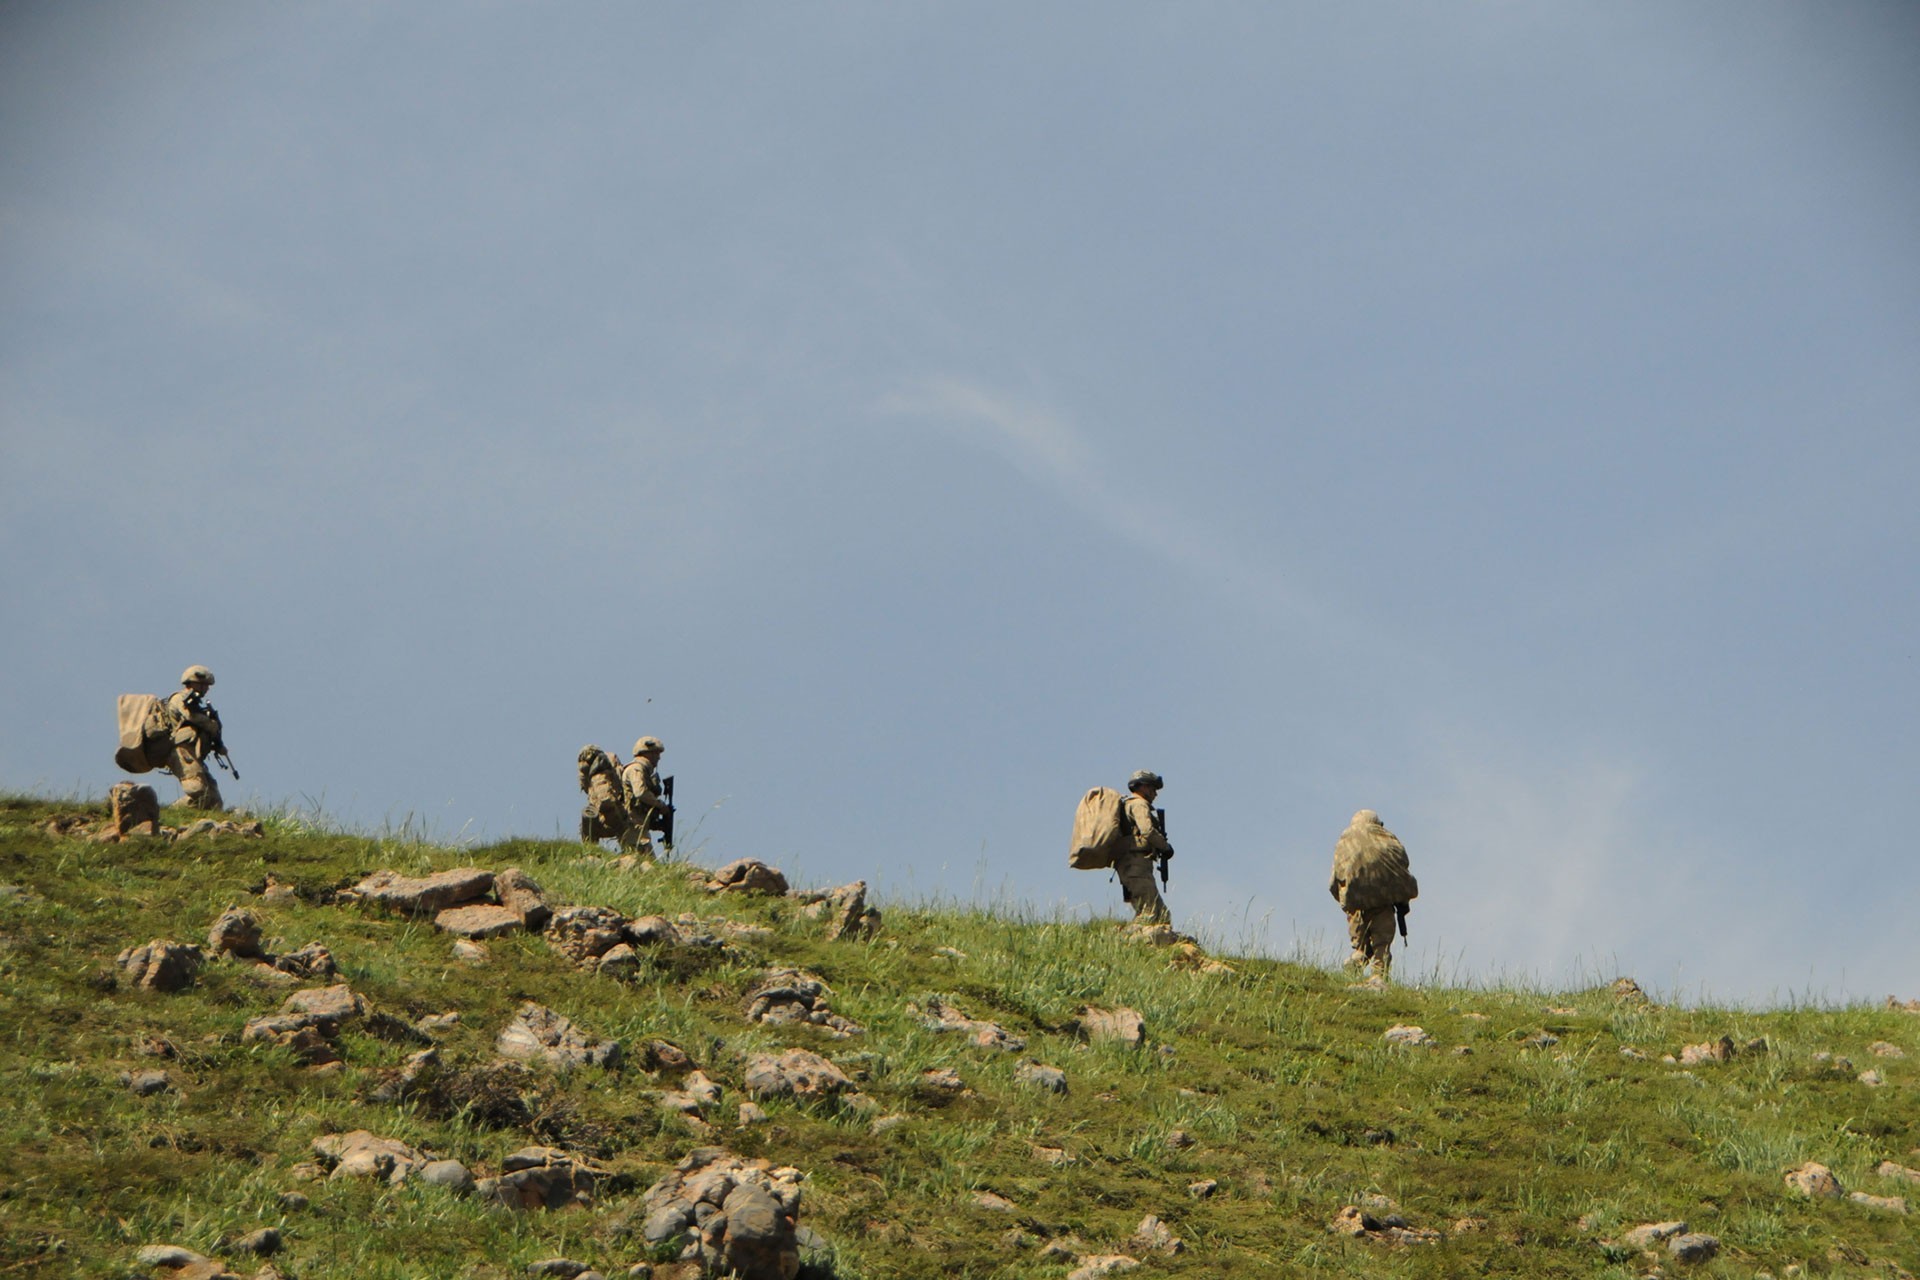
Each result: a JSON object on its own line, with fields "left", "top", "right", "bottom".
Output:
{"left": 878, "top": 375, "right": 1343, "bottom": 637}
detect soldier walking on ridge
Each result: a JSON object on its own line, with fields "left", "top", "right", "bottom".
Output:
{"left": 1115, "top": 770, "right": 1173, "bottom": 928}
{"left": 163, "top": 665, "right": 229, "bottom": 810}
{"left": 1328, "top": 809, "right": 1418, "bottom": 982}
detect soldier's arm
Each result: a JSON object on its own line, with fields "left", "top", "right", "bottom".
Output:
{"left": 1124, "top": 795, "right": 1172, "bottom": 854}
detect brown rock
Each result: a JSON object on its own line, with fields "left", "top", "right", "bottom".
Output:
{"left": 492, "top": 867, "right": 551, "bottom": 930}
{"left": 822, "top": 881, "right": 881, "bottom": 941}
{"left": 1679, "top": 1036, "right": 1736, "bottom": 1066}
{"left": 206, "top": 908, "right": 265, "bottom": 959}
{"left": 312, "top": 1130, "right": 427, "bottom": 1184}
{"left": 350, "top": 867, "right": 494, "bottom": 915}
{"left": 1074, "top": 1006, "right": 1146, "bottom": 1047}
{"left": 743, "top": 1049, "right": 852, "bottom": 1100}
{"left": 496, "top": 1002, "right": 621, "bottom": 1070}
{"left": 706, "top": 859, "right": 790, "bottom": 896}
{"left": 434, "top": 903, "right": 525, "bottom": 939}
{"left": 546, "top": 906, "right": 630, "bottom": 964}
{"left": 270, "top": 942, "right": 337, "bottom": 980}
{"left": 1785, "top": 1162, "right": 1844, "bottom": 1198}
{"left": 116, "top": 939, "right": 203, "bottom": 992}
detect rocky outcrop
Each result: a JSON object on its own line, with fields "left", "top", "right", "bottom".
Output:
{"left": 496, "top": 1002, "right": 621, "bottom": 1069}
{"left": 311, "top": 1130, "right": 429, "bottom": 1184}
{"left": 912, "top": 996, "right": 1025, "bottom": 1052}
{"left": 637, "top": 1149, "right": 808, "bottom": 1280}
{"left": 116, "top": 939, "right": 203, "bottom": 992}
{"left": 743, "top": 968, "right": 863, "bottom": 1036}
{"left": 349, "top": 868, "right": 494, "bottom": 916}
{"left": 706, "top": 859, "right": 790, "bottom": 896}
{"left": 475, "top": 1146, "right": 608, "bottom": 1211}
{"left": 743, "top": 1049, "right": 852, "bottom": 1100}
{"left": 1072, "top": 1006, "right": 1146, "bottom": 1047}
{"left": 1785, "top": 1162, "right": 1844, "bottom": 1198}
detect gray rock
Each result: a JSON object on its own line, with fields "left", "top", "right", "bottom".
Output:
{"left": 594, "top": 942, "right": 641, "bottom": 981}
{"left": 1015, "top": 1061, "right": 1068, "bottom": 1094}
{"left": 497, "top": 1001, "right": 621, "bottom": 1070}
{"left": 116, "top": 939, "right": 203, "bottom": 992}
{"left": 350, "top": 867, "right": 494, "bottom": 915}
{"left": 1679, "top": 1036, "right": 1735, "bottom": 1066}
{"left": 744, "top": 1049, "right": 852, "bottom": 1100}
{"left": 312, "top": 1130, "right": 427, "bottom": 1185}
{"left": 207, "top": 908, "right": 264, "bottom": 959}
{"left": 1785, "top": 1162, "right": 1844, "bottom": 1198}
{"left": 230, "top": 1228, "right": 281, "bottom": 1256}
{"left": 914, "top": 996, "right": 1025, "bottom": 1052}
{"left": 546, "top": 906, "right": 631, "bottom": 964}
{"left": 527, "top": 1260, "right": 589, "bottom": 1278}
{"left": 476, "top": 1149, "right": 605, "bottom": 1211}
{"left": 1668, "top": 1233, "right": 1719, "bottom": 1263}
{"left": 1382, "top": 1025, "right": 1436, "bottom": 1048}
{"left": 1074, "top": 1006, "right": 1146, "bottom": 1047}
{"left": 270, "top": 942, "right": 337, "bottom": 980}
{"left": 434, "top": 903, "right": 524, "bottom": 939}
{"left": 822, "top": 881, "right": 882, "bottom": 941}
{"left": 419, "top": 1159, "right": 474, "bottom": 1192}
{"left": 136, "top": 1245, "right": 208, "bottom": 1267}
{"left": 699, "top": 1181, "right": 801, "bottom": 1280}
{"left": 1848, "top": 1191, "right": 1909, "bottom": 1213}
{"left": 281, "top": 983, "right": 368, "bottom": 1027}
{"left": 1621, "top": 1221, "right": 1688, "bottom": 1250}
{"left": 625, "top": 914, "right": 683, "bottom": 947}
{"left": 1130, "top": 1214, "right": 1184, "bottom": 1255}
{"left": 124, "top": 1069, "right": 173, "bottom": 1096}
{"left": 706, "top": 859, "right": 790, "bottom": 896}
{"left": 493, "top": 867, "right": 551, "bottom": 931}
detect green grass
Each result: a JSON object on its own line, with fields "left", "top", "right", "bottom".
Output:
{"left": 1, "top": 793, "right": 1917, "bottom": 1278}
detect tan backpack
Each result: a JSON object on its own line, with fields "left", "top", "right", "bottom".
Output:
{"left": 114, "top": 694, "right": 171, "bottom": 774}
{"left": 1068, "top": 786, "right": 1129, "bottom": 870}
{"left": 577, "top": 745, "right": 620, "bottom": 793}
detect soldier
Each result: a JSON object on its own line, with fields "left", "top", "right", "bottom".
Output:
{"left": 1115, "top": 770, "right": 1173, "bottom": 927}
{"left": 620, "top": 736, "right": 673, "bottom": 858}
{"left": 1328, "top": 809, "right": 1419, "bottom": 982}
{"left": 577, "top": 746, "right": 636, "bottom": 849}
{"left": 162, "top": 665, "right": 227, "bottom": 810}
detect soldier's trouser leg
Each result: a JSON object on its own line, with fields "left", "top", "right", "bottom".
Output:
{"left": 168, "top": 751, "right": 223, "bottom": 811}
{"left": 1113, "top": 853, "right": 1169, "bottom": 925}
{"left": 1347, "top": 907, "right": 1396, "bottom": 979}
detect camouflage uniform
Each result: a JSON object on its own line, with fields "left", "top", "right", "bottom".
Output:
{"left": 162, "top": 667, "right": 224, "bottom": 811}
{"left": 619, "top": 736, "right": 671, "bottom": 858}
{"left": 1115, "top": 774, "right": 1171, "bottom": 926}
{"left": 1328, "top": 809, "right": 1417, "bottom": 981}
{"left": 578, "top": 748, "right": 635, "bottom": 847}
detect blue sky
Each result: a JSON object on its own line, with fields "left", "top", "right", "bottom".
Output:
{"left": 4, "top": 2, "right": 1916, "bottom": 1005}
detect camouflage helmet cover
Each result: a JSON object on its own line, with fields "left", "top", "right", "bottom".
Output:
{"left": 181, "top": 665, "right": 215, "bottom": 687}
{"left": 1127, "top": 769, "right": 1164, "bottom": 791}
{"left": 633, "top": 735, "right": 665, "bottom": 757}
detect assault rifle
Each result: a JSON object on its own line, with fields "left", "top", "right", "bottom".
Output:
{"left": 653, "top": 775, "right": 675, "bottom": 851}
{"left": 1152, "top": 806, "right": 1172, "bottom": 890}
{"left": 204, "top": 704, "right": 239, "bottom": 780}
{"left": 1394, "top": 901, "right": 1409, "bottom": 941}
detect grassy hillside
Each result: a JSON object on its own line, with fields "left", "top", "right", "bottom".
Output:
{"left": 0, "top": 794, "right": 1915, "bottom": 1279}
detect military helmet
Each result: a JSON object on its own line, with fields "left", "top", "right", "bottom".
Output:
{"left": 1128, "top": 769, "right": 1164, "bottom": 791}
{"left": 633, "top": 735, "right": 665, "bottom": 757}
{"left": 181, "top": 665, "right": 215, "bottom": 687}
